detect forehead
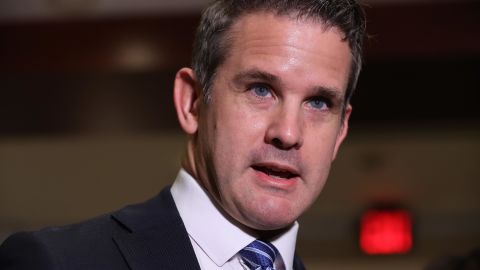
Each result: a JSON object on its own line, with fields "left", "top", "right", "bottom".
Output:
{"left": 221, "top": 11, "right": 352, "bottom": 94}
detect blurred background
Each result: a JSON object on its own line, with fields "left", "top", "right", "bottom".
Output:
{"left": 0, "top": 0, "right": 479, "bottom": 269}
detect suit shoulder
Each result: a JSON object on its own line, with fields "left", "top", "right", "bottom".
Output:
{"left": 0, "top": 213, "right": 126, "bottom": 270}
{"left": 34, "top": 212, "right": 116, "bottom": 244}
{"left": 0, "top": 231, "right": 57, "bottom": 270}
{"left": 0, "top": 190, "right": 173, "bottom": 270}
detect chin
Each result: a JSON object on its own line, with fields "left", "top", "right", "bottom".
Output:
{"left": 249, "top": 217, "right": 296, "bottom": 231}
{"left": 243, "top": 208, "right": 299, "bottom": 231}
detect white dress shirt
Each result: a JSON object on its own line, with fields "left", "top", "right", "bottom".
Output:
{"left": 171, "top": 169, "right": 299, "bottom": 270}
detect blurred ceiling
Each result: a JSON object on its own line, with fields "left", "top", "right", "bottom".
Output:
{"left": 0, "top": 0, "right": 474, "bottom": 22}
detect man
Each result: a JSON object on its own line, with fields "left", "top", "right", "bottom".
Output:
{"left": 0, "top": 0, "right": 365, "bottom": 269}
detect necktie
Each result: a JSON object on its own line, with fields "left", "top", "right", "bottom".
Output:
{"left": 239, "top": 240, "right": 279, "bottom": 270}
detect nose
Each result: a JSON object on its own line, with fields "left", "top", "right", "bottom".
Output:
{"left": 264, "top": 105, "right": 303, "bottom": 150}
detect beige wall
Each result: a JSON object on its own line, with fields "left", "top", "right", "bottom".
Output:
{"left": 0, "top": 134, "right": 185, "bottom": 230}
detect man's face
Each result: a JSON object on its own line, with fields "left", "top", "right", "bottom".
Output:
{"left": 194, "top": 12, "right": 352, "bottom": 230}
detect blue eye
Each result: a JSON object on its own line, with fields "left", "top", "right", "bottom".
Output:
{"left": 251, "top": 84, "right": 271, "bottom": 97}
{"left": 308, "top": 98, "right": 328, "bottom": 110}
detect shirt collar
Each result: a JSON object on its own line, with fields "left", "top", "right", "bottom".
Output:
{"left": 171, "top": 169, "right": 299, "bottom": 269}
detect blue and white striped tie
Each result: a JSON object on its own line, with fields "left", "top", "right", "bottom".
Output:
{"left": 239, "top": 240, "right": 278, "bottom": 270}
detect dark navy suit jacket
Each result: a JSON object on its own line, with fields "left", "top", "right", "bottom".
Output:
{"left": 0, "top": 187, "right": 306, "bottom": 270}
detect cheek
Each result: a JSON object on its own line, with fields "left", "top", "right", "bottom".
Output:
{"left": 215, "top": 103, "right": 266, "bottom": 149}
{"left": 305, "top": 125, "right": 339, "bottom": 155}
{"left": 302, "top": 128, "right": 339, "bottom": 180}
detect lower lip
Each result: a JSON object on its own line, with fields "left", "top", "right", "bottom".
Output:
{"left": 251, "top": 168, "right": 299, "bottom": 190}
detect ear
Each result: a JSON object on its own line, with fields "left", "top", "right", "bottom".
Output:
{"left": 332, "top": 104, "right": 352, "bottom": 160}
{"left": 173, "top": 67, "right": 201, "bottom": 135}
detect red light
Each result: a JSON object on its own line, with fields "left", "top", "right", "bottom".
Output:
{"left": 359, "top": 209, "right": 413, "bottom": 255}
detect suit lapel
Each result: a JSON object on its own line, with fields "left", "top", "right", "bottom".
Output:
{"left": 293, "top": 254, "right": 306, "bottom": 270}
{"left": 111, "top": 187, "right": 201, "bottom": 270}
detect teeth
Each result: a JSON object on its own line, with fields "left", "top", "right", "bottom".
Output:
{"left": 265, "top": 168, "right": 291, "bottom": 179}
{"left": 253, "top": 166, "right": 296, "bottom": 179}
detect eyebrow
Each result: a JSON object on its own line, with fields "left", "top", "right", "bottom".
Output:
{"left": 233, "top": 68, "right": 345, "bottom": 104}
{"left": 232, "top": 69, "right": 280, "bottom": 86}
{"left": 313, "top": 85, "right": 345, "bottom": 106}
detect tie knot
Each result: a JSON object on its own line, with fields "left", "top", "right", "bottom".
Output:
{"left": 239, "top": 240, "right": 278, "bottom": 270}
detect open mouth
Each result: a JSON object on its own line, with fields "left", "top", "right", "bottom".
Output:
{"left": 251, "top": 165, "right": 299, "bottom": 180}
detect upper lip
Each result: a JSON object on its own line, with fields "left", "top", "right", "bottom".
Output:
{"left": 251, "top": 161, "right": 300, "bottom": 178}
